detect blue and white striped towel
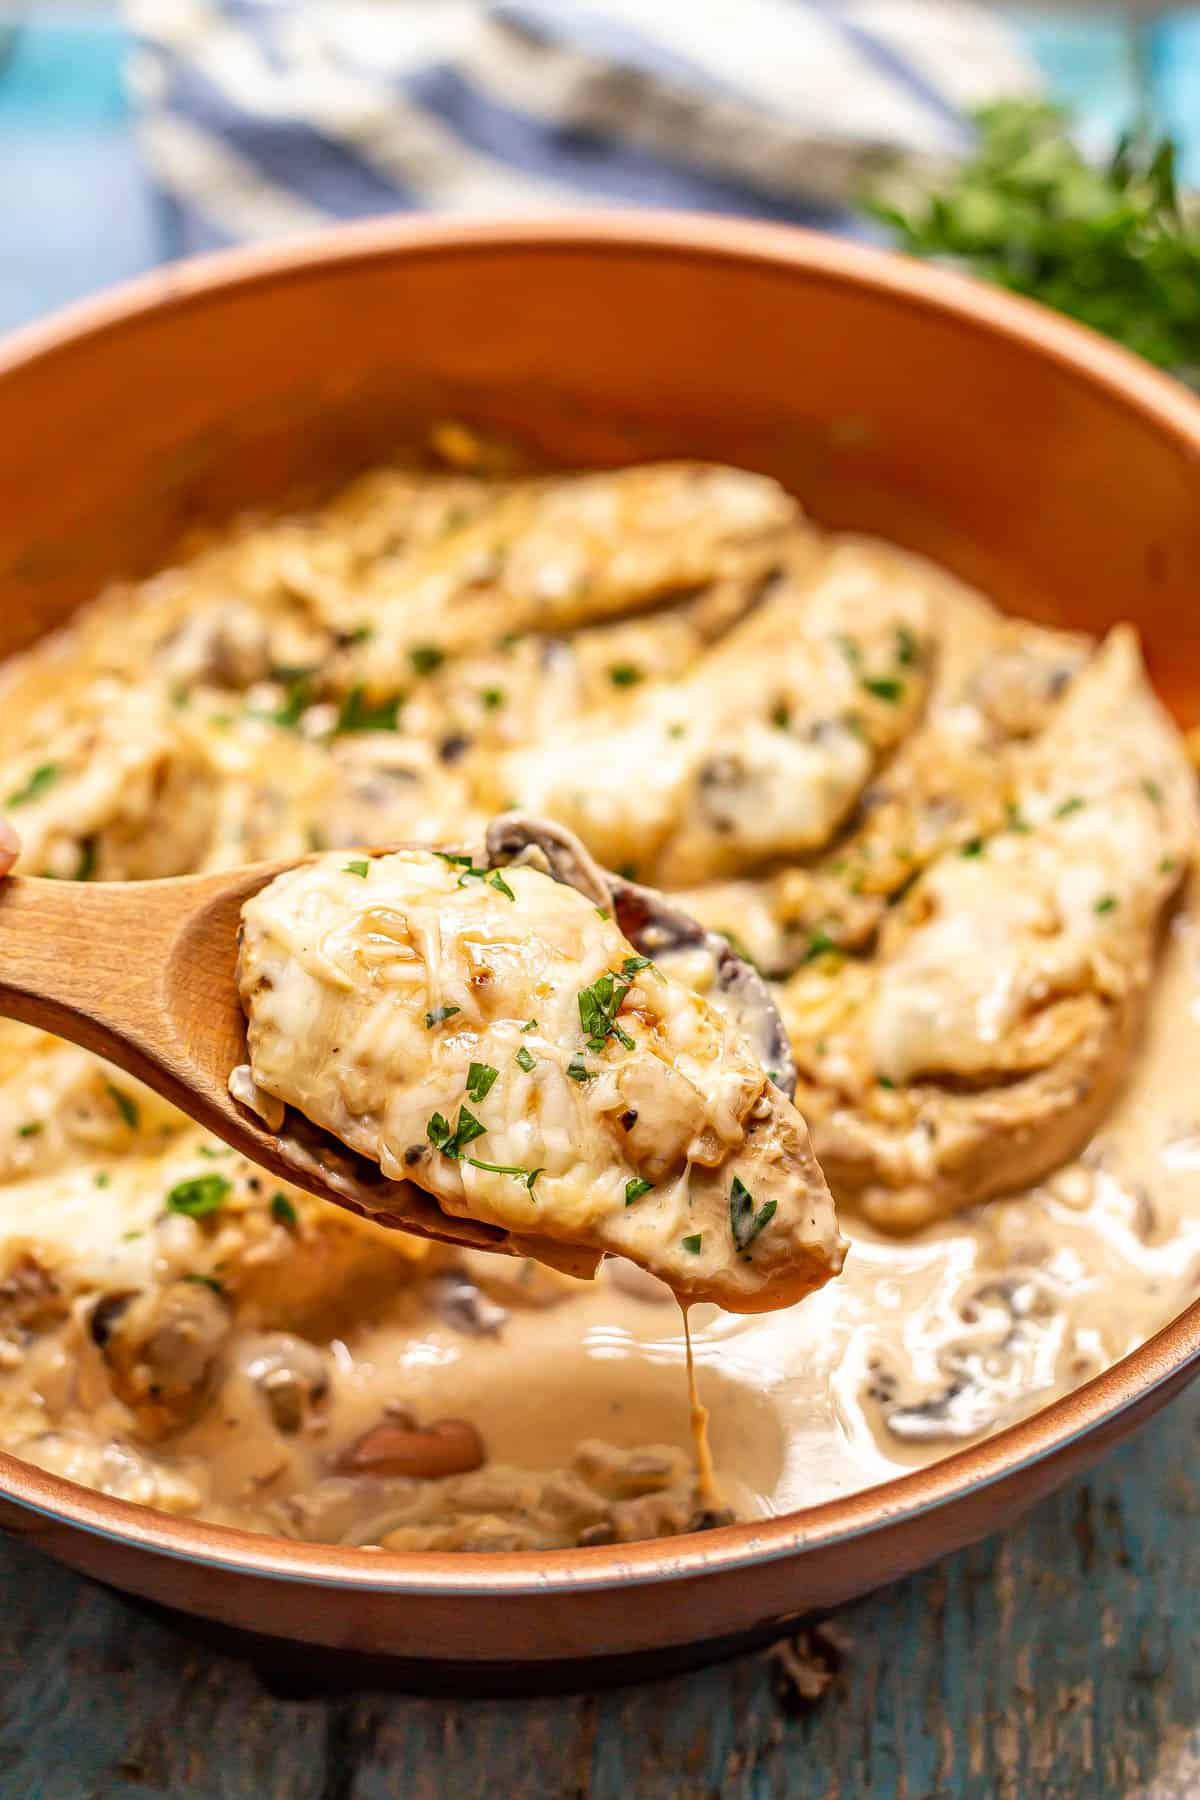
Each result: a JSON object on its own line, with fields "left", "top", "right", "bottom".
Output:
{"left": 125, "top": 1, "right": 1040, "bottom": 252}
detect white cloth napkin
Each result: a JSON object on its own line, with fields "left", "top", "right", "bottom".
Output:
{"left": 125, "top": 0, "right": 1038, "bottom": 250}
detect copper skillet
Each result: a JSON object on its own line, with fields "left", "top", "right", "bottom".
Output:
{"left": 0, "top": 214, "right": 1196, "bottom": 1688}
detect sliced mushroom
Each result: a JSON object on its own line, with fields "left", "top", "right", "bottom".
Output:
{"left": 96, "top": 1278, "right": 230, "bottom": 1440}
{"left": 424, "top": 1268, "right": 509, "bottom": 1337}
{"left": 337, "top": 1415, "right": 485, "bottom": 1480}
{"left": 485, "top": 812, "right": 796, "bottom": 1096}
{"left": 1, "top": 1253, "right": 67, "bottom": 1337}
{"left": 879, "top": 1273, "right": 1058, "bottom": 1443}
{"left": 243, "top": 1332, "right": 330, "bottom": 1435}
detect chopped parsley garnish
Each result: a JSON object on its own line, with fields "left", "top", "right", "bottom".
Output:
{"left": 959, "top": 837, "right": 985, "bottom": 858}
{"left": 333, "top": 685, "right": 402, "bottom": 735}
{"left": 432, "top": 851, "right": 515, "bottom": 901}
{"left": 515, "top": 1046, "right": 536, "bottom": 1073}
{"left": 682, "top": 1233, "right": 704, "bottom": 1255}
{"left": 578, "top": 957, "right": 651, "bottom": 1054}
{"left": 269, "top": 670, "right": 314, "bottom": 728}
{"left": 802, "top": 928, "right": 838, "bottom": 964}
{"left": 770, "top": 700, "right": 791, "bottom": 730}
{"left": 480, "top": 687, "right": 505, "bottom": 711}
{"left": 427, "top": 1106, "right": 539, "bottom": 1189}
{"left": 609, "top": 664, "right": 643, "bottom": 688}
{"left": 305, "top": 824, "right": 328, "bottom": 852}
{"left": 425, "top": 1005, "right": 461, "bottom": 1028}
{"left": 409, "top": 644, "right": 445, "bottom": 677}
{"left": 426, "top": 1106, "right": 488, "bottom": 1160}
{"left": 1094, "top": 894, "right": 1117, "bottom": 915}
{"left": 463, "top": 1156, "right": 542, "bottom": 1192}
{"left": 520, "top": 1017, "right": 538, "bottom": 1033}
{"left": 862, "top": 675, "right": 904, "bottom": 704}
{"left": 183, "top": 1273, "right": 225, "bottom": 1296}
{"left": 836, "top": 634, "right": 862, "bottom": 669}
{"left": 566, "top": 1058, "right": 593, "bottom": 1083}
{"left": 17, "top": 1121, "right": 42, "bottom": 1138}
{"left": 1055, "top": 796, "right": 1085, "bottom": 819}
{"left": 730, "top": 1175, "right": 777, "bottom": 1251}
{"left": 878, "top": 1075, "right": 897, "bottom": 1090}
{"left": 198, "top": 1144, "right": 230, "bottom": 1159}
{"left": 895, "top": 624, "right": 919, "bottom": 667}
{"left": 1160, "top": 855, "right": 1179, "bottom": 875}
{"left": 1143, "top": 778, "right": 1164, "bottom": 806}
{"left": 7, "top": 763, "right": 58, "bottom": 808}
{"left": 166, "top": 1174, "right": 231, "bottom": 1218}
{"left": 466, "top": 1061, "right": 499, "bottom": 1103}
{"left": 344, "top": 860, "right": 370, "bottom": 879}
{"left": 667, "top": 723, "right": 687, "bottom": 739}
{"left": 271, "top": 1192, "right": 298, "bottom": 1228}
{"left": 595, "top": 906, "right": 611, "bottom": 921}
{"left": 625, "top": 1177, "right": 654, "bottom": 1206}
{"left": 94, "top": 1171, "right": 110, "bottom": 1188}
{"left": 1006, "top": 801, "right": 1032, "bottom": 834}
{"left": 107, "top": 1084, "right": 139, "bottom": 1130}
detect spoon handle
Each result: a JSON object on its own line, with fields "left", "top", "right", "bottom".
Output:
{"left": 0, "top": 868, "right": 261, "bottom": 1112}
{"left": 0, "top": 875, "right": 167, "bottom": 1061}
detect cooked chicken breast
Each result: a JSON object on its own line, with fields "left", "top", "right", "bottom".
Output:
{"left": 783, "top": 629, "right": 1198, "bottom": 1228}
{"left": 492, "top": 540, "right": 935, "bottom": 883}
{"left": 673, "top": 575, "right": 1090, "bottom": 974}
{"left": 0, "top": 682, "right": 218, "bottom": 881}
{"left": 333, "top": 462, "right": 798, "bottom": 695}
{"left": 234, "top": 849, "right": 846, "bottom": 1311}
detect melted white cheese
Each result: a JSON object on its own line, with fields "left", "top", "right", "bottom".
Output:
{"left": 235, "top": 851, "right": 845, "bottom": 1310}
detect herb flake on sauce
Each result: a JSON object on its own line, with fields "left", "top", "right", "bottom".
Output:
{"left": 6, "top": 762, "right": 58, "bottom": 808}
{"left": 107, "top": 1084, "right": 139, "bottom": 1130}
{"left": 466, "top": 1061, "right": 499, "bottom": 1103}
{"left": 425, "top": 1005, "right": 461, "bottom": 1028}
{"left": 166, "top": 1174, "right": 232, "bottom": 1218}
{"left": 730, "top": 1175, "right": 777, "bottom": 1251}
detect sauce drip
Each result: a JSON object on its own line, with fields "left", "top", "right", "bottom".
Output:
{"left": 680, "top": 1301, "right": 718, "bottom": 1507}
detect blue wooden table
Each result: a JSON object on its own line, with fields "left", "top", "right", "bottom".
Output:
{"left": 2, "top": 1388, "right": 1198, "bottom": 1796}
{"left": 2, "top": 10, "right": 1200, "bottom": 1794}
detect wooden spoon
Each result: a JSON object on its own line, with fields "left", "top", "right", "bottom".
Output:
{"left": 0, "top": 825, "right": 797, "bottom": 1279}
{"left": 0, "top": 861, "right": 544, "bottom": 1263}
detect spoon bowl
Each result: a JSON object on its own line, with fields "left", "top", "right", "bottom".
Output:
{"left": 0, "top": 858, "right": 533, "bottom": 1256}
{"left": 0, "top": 820, "right": 790, "bottom": 1278}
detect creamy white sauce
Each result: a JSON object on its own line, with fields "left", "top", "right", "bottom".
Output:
{"left": 0, "top": 448, "right": 1196, "bottom": 1551}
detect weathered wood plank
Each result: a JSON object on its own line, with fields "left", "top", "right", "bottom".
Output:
{"left": 3, "top": 1385, "right": 1200, "bottom": 1798}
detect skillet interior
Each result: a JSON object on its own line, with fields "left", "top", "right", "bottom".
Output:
{"left": 0, "top": 214, "right": 1197, "bottom": 1677}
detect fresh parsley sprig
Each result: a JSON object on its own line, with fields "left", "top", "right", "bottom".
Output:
{"left": 866, "top": 102, "right": 1200, "bottom": 389}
